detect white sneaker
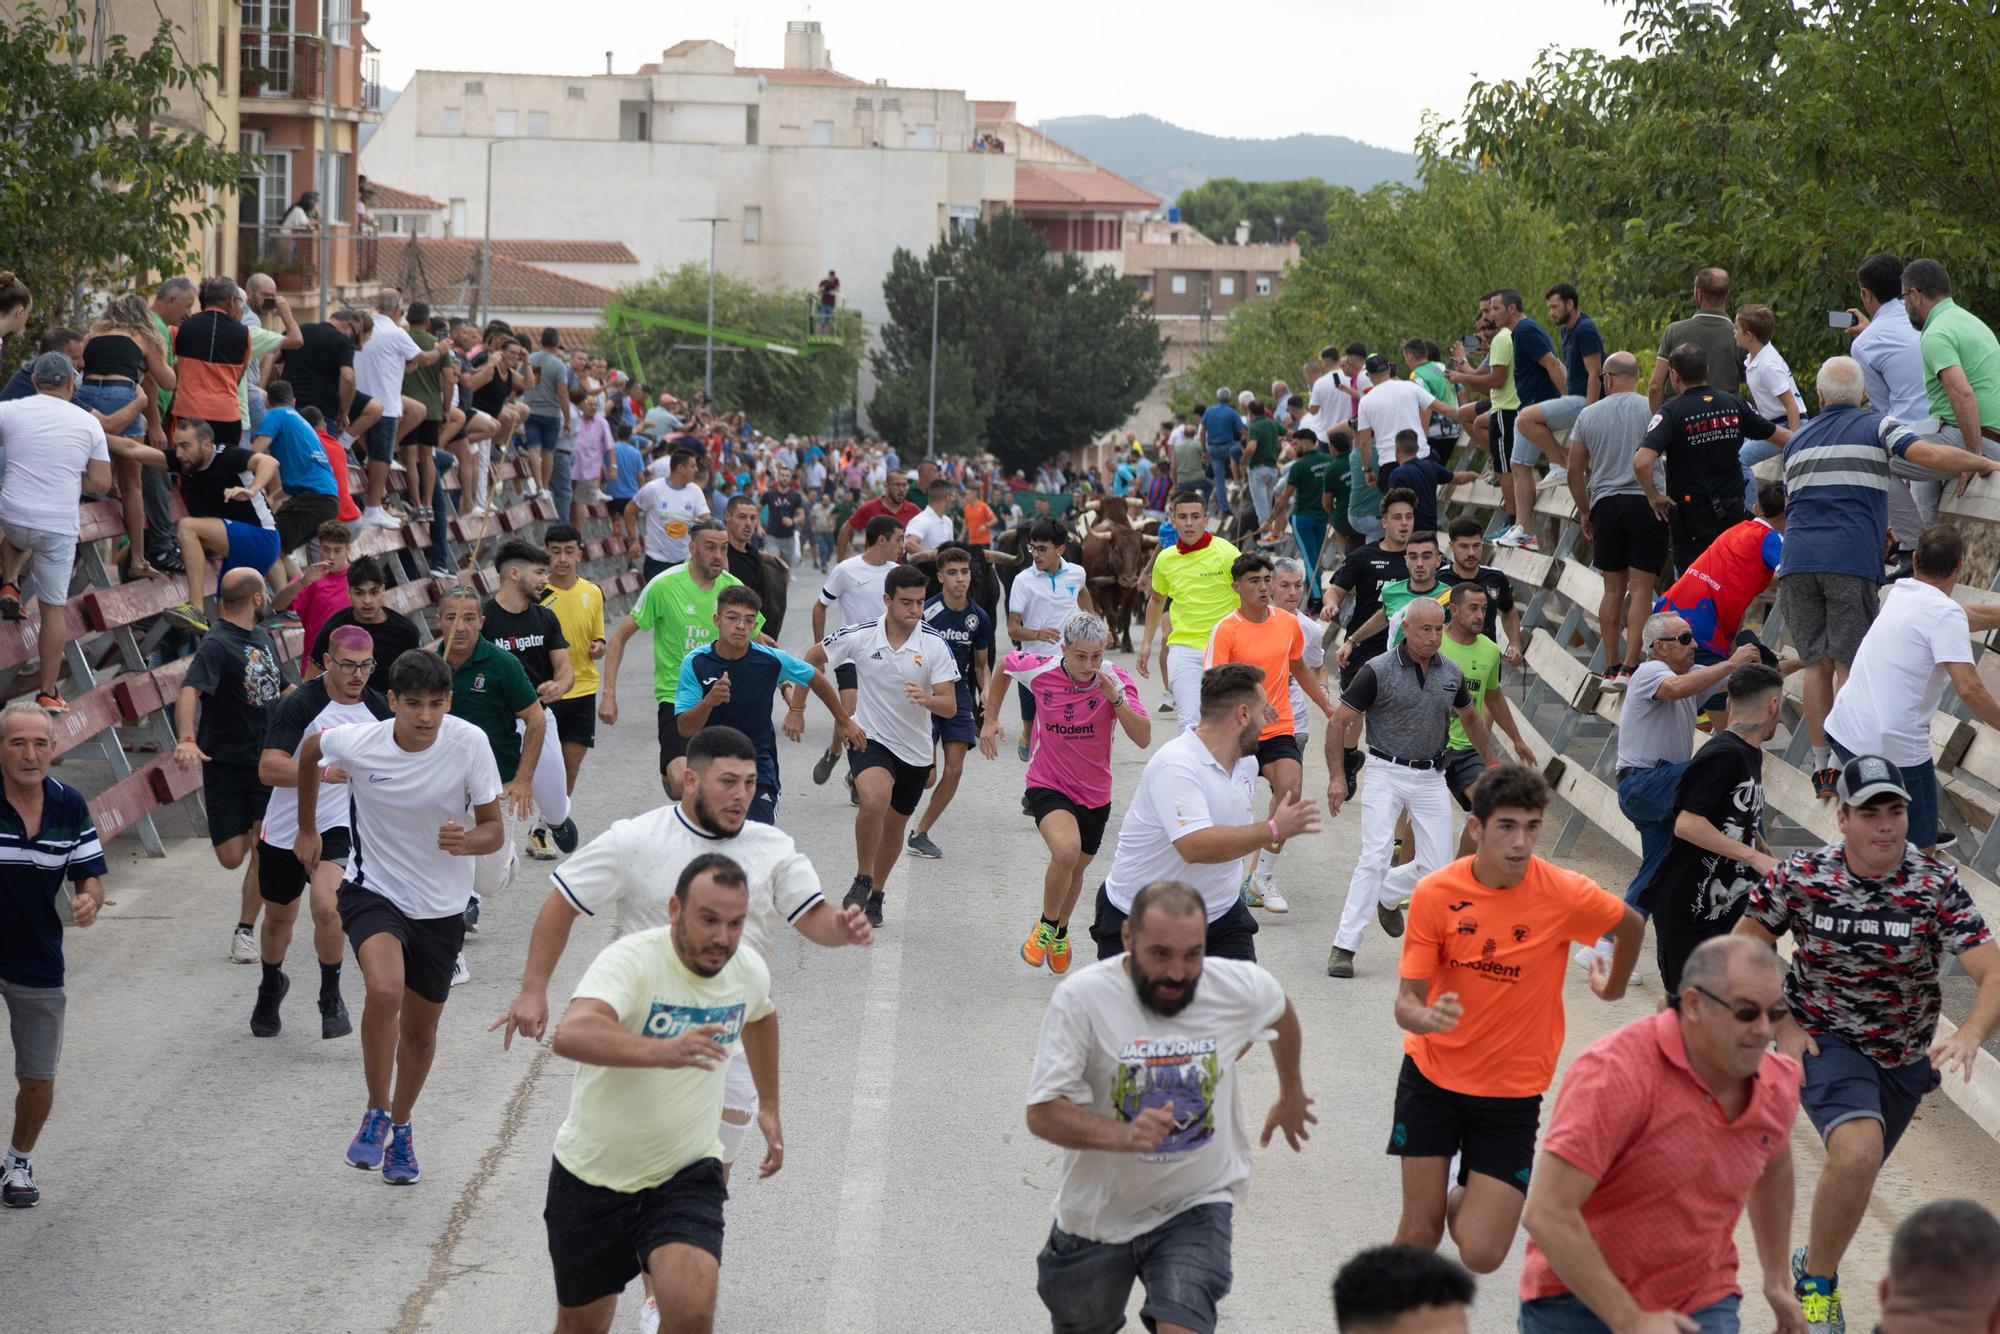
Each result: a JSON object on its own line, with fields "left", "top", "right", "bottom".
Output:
{"left": 1261, "top": 889, "right": 1290, "bottom": 913}
{"left": 1572, "top": 935, "right": 1614, "bottom": 972}
{"left": 360, "top": 508, "right": 401, "bottom": 529}
{"left": 230, "top": 926, "right": 258, "bottom": 964}
{"left": 1493, "top": 524, "right": 1528, "bottom": 548}
{"left": 449, "top": 952, "right": 470, "bottom": 988}
{"left": 388, "top": 457, "right": 407, "bottom": 473}
{"left": 637, "top": 1297, "right": 661, "bottom": 1334}
{"left": 1540, "top": 465, "right": 1569, "bottom": 488}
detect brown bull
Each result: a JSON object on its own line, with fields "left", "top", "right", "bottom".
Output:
{"left": 1080, "top": 500, "right": 1156, "bottom": 652}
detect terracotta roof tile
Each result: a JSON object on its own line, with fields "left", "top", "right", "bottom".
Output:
{"left": 1013, "top": 162, "right": 1160, "bottom": 211}
{"left": 737, "top": 65, "right": 870, "bottom": 87}
{"left": 364, "top": 181, "right": 446, "bottom": 211}
{"left": 367, "top": 237, "right": 617, "bottom": 313}
{"left": 485, "top": 240, "right": 638, "bottom": 265}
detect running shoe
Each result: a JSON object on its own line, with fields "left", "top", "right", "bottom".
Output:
{"left": 450, "top": 952, "right": 470, "bottom": 988}
{"left": 1158, "top": 697, "right": 1175, "bottom": 714}
{"left": 428, "top": 564, "right": 455, "bottom": 580}
{"left": 1935, "top": 828, "right": 1959, "bottom": 852}
{"left": 1262, "top": 889, "right": 1290, "bottom": 913}
{"left": 1516, "top": 533, "right": 1541, "bottom": 551}
{"left": 1049, "top": 931, "right": 1072, "bottom": 974}
{"left": 382, "top": 1124, "right": 420, "bottom": 1185}
{"left": 1572, "top": 936, "right": 1614, "bottom": 973}
{"left": 525, "top": 825, "right": 556, "bottom": 860}
{"left": 34, "top": 690, "right": 67, "bottom": 714}
{"left": 1017, "top": 731, "right": 1031, "bottom": 762}
{"left": 1493, "top": 524, "right": 1530, "bottom": 548}
{"left": 1022, "top": 920, "right": 1054, "bottom": 969}
{"left": 1540, "top": 466, "right": 1569, "bottom": 489}
{"left": 2, "top": 1161, "right": 38, "bottom": 1208}
{"left": 250, "top": 968, "right": 289, "bottom": 1038}
{"left": 463, "top": 895, "right": 481, "bottom": 933}
{"left": 638, "top": 1297, "right": 662, "bottom": 1334}
{"left": 360, "top": 509, "right": 402, "bottom": 530}
{"left": 320, "top": 993, "right": 352, "bottom": 1040}
{"left": 1239, "top": 869, "right": 1264, "bottom": 909}
{"left": 550, "top": 817, "right": 579, "bottom": 854}
{"left": 1792, "top": 1247, "right": 1844, "bottom": 1334}
{"left": 0, "top": 583, "right": 21, "bottom": 621}
{"left": 906, "top": 831, "right": 943, "bottom": 859}
{"left": 1326, "top": 946, "right": 1356, "bottom": 978}
{"left": 1812, "top": 766, "right": 1839, "bottom": 801}
{"left": 812, "top": 747, "right": 838, "bottom": 785}
{"left": 863, "top": 890, "right": 885, "bottom": 928}
{"left": 841, "top": 876, "right": 872, "bottom": 917}
{"left": 347, "top": 1107, "right": 391, "bottom": 1170}
{"left": 1377, "top": 901, "right": 1407, "bottom": 938}
{"left": 230, "top": 925, "right": 258, "bottom": 964}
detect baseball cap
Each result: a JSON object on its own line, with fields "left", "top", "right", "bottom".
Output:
{"left": 1836, "top": 754, "right": 1910, "bottom": 806}
{"left": 1364, "top": 354, "right": 1392, "bottom": 375}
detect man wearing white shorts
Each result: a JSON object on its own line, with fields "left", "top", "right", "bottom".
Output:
{"left": 1137, "top": 491, "right": 1241, "bottom": 729}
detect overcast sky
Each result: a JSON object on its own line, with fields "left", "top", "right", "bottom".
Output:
{"left": 367, "top": 0, "right": 1633, "bottom": 153}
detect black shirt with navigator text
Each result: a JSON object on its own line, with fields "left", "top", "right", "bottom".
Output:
{"left": 480, "top": 598, "right": 568, "bottom": 690}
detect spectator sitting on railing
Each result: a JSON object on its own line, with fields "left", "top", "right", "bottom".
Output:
{"left": 125, "top": 417, "right": 281, "bottom": 629}
{"left": 0, "top": 352, "right": 116, "bottom": 713}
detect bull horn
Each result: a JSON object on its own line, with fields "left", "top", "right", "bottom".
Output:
{"left": 1140, "top": 536, "right": 1160, "bottom": 549}
{"left": 1089, "top": 524, "right": 1113, "bottom": 539}
{"left": 984, "top": 550, "right": 1022, "bottom": 567}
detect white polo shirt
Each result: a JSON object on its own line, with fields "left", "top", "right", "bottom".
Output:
{"left": 353, "top": 320, "right": 421, "bottom": 414}
{"left": 1009, "top": 560, "right": 1089, "bottom": 639}
{"left": 819, "top": 617, "right": 960, "bottom": 765}
{"left": 1354, "top": 378, "right": 1435, "bottom": 465}
{"left": 1103, "top": 729, "right": 1259, "bottom": 921}
{"left": 905, "top": 506, "right": 955, "bottom": 553}
{"left": 1825, "top": 578, "right": 1972, "bottom": 766}
{"left": 819, "top": 554, "right": 894, "bottom": 631}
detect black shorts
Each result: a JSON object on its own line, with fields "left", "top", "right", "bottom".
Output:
{"left": 204, "top": 762, "right": 271, "bottom": 847}
{"left": 834, "top": 662, "right": 857, "bottom": 693}
{"left": 933, "top": 689, "right": 977, "bottom": 746}
{"left": 407, "top": 418, "right": 440, "bottom": 449}
{"left": 348, "top": 392, "right": 373, "bottom": 423}
{"left": 336, "top": 880, "right": 467, "bottom": 1006}
{"left": 1090, "top": 884, "right": 1257, "bottom": 962}
{"left": 1488, "top": 408, "right": 1518, "bottom": 475}
{"left": 552, "top": 695, "right": 598, "bottom": 749}
{"left": 1589, "top": 493, "right": 1669, "bottom": 575}
{"left": 850, "top": 740, "right": 931, "bottom": 816}
{"left": 276, "top": 489, "right": 339, "bottom": 553}
{"left": 257, "top": 829, "right": 350, "bottom": 905}
{"left": 607, "top": 497, "right": 631, "bottom": 518}
{"left": 657, "top": 702, "right": 688, "bottom": 772}
{"left": 1023, "top": 786, "right": 1112, "bottom": 856}
{"left": 1254, "top": 733, "right": 1303, "bottom": 770}
{"left": 1444, "top": 748, "right": 1486, "bottom": 812}
{"left": 544, "top": 1155, "right": 728, "bottom": 1309}
{"left": 1339, "top": 635, "right": 1388, "bottom": 692}
{"left": 1388, "top": 1054, "right": 1541, "bottom": 1193}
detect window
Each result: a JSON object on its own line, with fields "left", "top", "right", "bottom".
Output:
{"left": 620, "top": 101, "right": 651, "bottom": 142}
{"left": 449, "top": 198, "right": 467, "bottom": 236}
{"left": 526, "top": 110, "right": 549, "bottom": 138}
{"left": 327, "top": 0, "right": 354, "bottom": 43}
{"left": 812, "top": 120, "right": 834, "bottom": 146}
{"left": 743, "top": 207, "right": 761, "bottom": 244}
{"left": 566, "top": 85, "right": 586, "bottom": 100}
{"left": 948, "top": 203, "right": 980, "bottom": 238}
{"left": 1255, "top": 276, "right": 1272, "bottom": 296}
{"left": 746, "top": 106, "right": 759, "bottom": 145}
{"left": 883, "top": 97, "right": 901, "bottom": 112}
{"left": 854, "top": 96, "right": 872, "bottom": 110}
{"left": 1219, "top": 276, "right": 1236, "bottom": 296}
{"left": 912, "top": 124, "right": 935, "bottom": 150}
{"left": 495, "top": 109, "right": 517, "bottom": 137}
{"left": 442, "top": 106, "right": 462, "bottom": 136}
{"left": 238, "top": 131, "right": 290, "bottom": 231}
{"left": 463, "top": 80, "right": 484, "bottom": 95}
{"left": 1170, "top": 275, "right": 1187, "bottom": 295}
{"left": 315, "top": 150, "right": 351, "bottom": 223}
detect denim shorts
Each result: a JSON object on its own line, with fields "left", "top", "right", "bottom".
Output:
{"left": 75, "top": 378, "right": 144, "bottom": 439}
{"left": 1798, "top": 1031, "right": 1940, "bottom": 1159}
{"left": 1, "top": 520, "right": 78, "bottom": 606}
{"left": 1520, "top": 1293, "right": 1739, "bottom": 1334}
{"left": 522, "top": 413, "right": 563, "bottom": 452}
{"left": 1036, "top": 1202, "right": 1233, "bottom": 1334}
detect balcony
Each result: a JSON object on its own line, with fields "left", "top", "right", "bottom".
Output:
{"left": 240, "top": 32, "right": 323, "bottom": 102}
{"left": 238, "top": 223, "right": 321, "bottom": 292}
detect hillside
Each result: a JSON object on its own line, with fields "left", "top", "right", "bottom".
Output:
{"left": 1033, "top": 113, "right": 1417, "bottom": 200}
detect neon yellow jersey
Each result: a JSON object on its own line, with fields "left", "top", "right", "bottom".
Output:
{"left": 541, "top": 577, "right": 606, "bottom": 699}
{"left": 1151, "top": 537, "right": 1242, "bottom": 650}
{"left": 1488, "top": 326, "right": 1520, "bottom": 411}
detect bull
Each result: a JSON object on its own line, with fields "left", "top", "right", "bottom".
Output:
{"left": 1079, "top": 498, "right": 1156, "bottom": 652}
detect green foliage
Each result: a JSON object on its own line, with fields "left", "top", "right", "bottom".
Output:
{"left": 0, "top": 4, "right": 249, "bottom": 358}
{"left": 1173, "top": 178, "right": 1343, "bottom": 246}
{"left": 606, "top": 263, "right": 862, "bottom": 437}
{"left": 869, "top": 212, "right": 1165, "bottom": 470}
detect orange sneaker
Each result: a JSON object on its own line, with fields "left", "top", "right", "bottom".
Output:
{"left": 1022, "top": 920, "right": 1055, "bottom": 969}
{"left": 1048, "top": 929, "right": 1072, "bottom": 974}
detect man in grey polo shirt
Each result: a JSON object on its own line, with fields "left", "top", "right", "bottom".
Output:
{"left": 1323, "top": 599, "right": 1500, "bottom": 978}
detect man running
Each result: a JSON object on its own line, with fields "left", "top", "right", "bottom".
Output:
{"left": 252, "top": 624, "right": 390, "bottom": 1040}
{"left": 1435, "top": 582, "right": 1534, "bottom": 854}
{"left": 542, "top": 852, "right": 777, "bottom": 1334}
{"left": 1734, "top": 756, "right": 2000, "bottom": 1334}
{"left": 808, "top": 513, "right": 902, "bottom": 789}
{"left": 602, "top": 518, "right": 751, "bottom": 795}
{"left": 1273, "top": 556, "right": 1329, "bottom": 776}
{"left": 676, "top": 585, "right": 861, "bottom": 824}
{"left": 1006, "top": 518, "right": 1093, "bottom": 761}
{"left": 1204, "top": 552, "right": 1336, "bottom": 912}
{"left": 1333, "top": 1247, "right": 1477, "bottom": 1333}
{"left": 1025, "top": 879, "right": 1315, "bottom": 1334}
{"left": 629, "top": 446, "right": 708, "bottom": 581}
{"left": 981, "top": 612, "right": 1149, "bottom": 974}
{"left": 1095, "top": 664, "right": 1321, "bottom": 961}
{"left": 1439, "top": 519, "right": 1522, "bottom": 667}
{"left": 175, "top": 569, "right": 284, "bottom": 963}
{"left": 1323, "top": 488, "right": 1418, "bottom": 793}
{"left": 1336, "top": 530, "right": 1447, "bottom": 658}
{"left": 1136, "top": 491, "right": 1242, "bottom": 727}
{"left": 308, "top": 555, "right": 424, "bottom": 696}
{"left": 1390, "top": 764, "right": 1641, "bottom": 1273}
{"left": 908, "top": 544, "right": 993, "bottom": 858}
{"left": 480, "top": 538, "right": 577, "bottom": 859}
{"left": 294, "top": 648, "right": 505, "bottom": 1185}
{"left": 539, "top": 524, "right": 606, "bottom": 802}
{"left": 0, "top": 702, "right": 108, "bottom": 1209}
{"left": 805, "top": 564, "right": 959, "bottom": 929}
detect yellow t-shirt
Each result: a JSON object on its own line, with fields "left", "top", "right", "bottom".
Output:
{"left": 553, "top": 928, "right": 774, "bottom": 1193}
{"left": 1151, "top": 536, "right": 1242, "bottom": 650}
{"left": 541, "top": 577, "right": 606, "bottom": 699}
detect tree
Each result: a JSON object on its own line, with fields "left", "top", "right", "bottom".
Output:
{"left": 0, "top": 5, "right": 248, "bottom": 360}
{"left": 1174, "top": 178, "right": 1342, "bottom": 246}
{"left": 869, "top": 211, "right": 1165, "bottom": 471}
{"left": 605, "top": 263, "right": 862, "bottom": 437}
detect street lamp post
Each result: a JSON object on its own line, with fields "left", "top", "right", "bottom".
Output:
{"left": 680, "top": 217, "right": 728, "bottom": 402}
{"left": 318, "top": 2, "right": 367, "bottom": 317}
{"left": 477, "top": 136, "right": 514, "bottom": 325}
{"left": 926, "top": 274, "right": 954, "bottom": 460}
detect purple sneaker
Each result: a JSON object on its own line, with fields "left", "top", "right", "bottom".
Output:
{"left": 347, "top": 1107, "right": 391, "bottom": 1170}
{"left": 382, "top": 1123, "right": 420, "bottom": 1185}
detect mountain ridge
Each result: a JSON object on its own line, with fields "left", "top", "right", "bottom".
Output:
{"left": 1032, "top": 113, "right": 1418, "bottom": 202}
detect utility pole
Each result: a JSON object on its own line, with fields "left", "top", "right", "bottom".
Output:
{"left": 678, "top": 217, "right": 729, "bottom": 402}
{"left": 926, "top": 274, "right": 954, "bottom": 459}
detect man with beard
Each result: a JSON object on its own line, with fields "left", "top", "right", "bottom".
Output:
{"left": 1025, "top": 879, "right": 1316, "bottom": 1334}
{"left": 496, "top": 726, "right": 867, "bottom": 1334}
{"left": 481, "top": 539, "right": 578, "bottom": 861}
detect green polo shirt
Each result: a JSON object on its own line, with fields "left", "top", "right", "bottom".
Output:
{"left": 1246, "top": 417, "right": 1284, "bottom": 469}
{"left": 447, "top": 638, "right": 538, "bottom": 781}
{"left": 1918, "top": 297, "right": 2000, "bottom": 430}
{"left": 1283, "top": 452, "right": 1331, "bottom": 518}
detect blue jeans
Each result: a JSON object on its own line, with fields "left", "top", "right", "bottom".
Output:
{"left": 1739, "top": 438, "right": 1783, "bottom": 512}
{"left": 1037, "top": 1202, "right": 1233, "bottom": 1334}
{"left": 1617, "top": 759, "right": 1689, "bottom": 915}
{"left": 1521, "top": 1293, "right": 1739, "bottom": 1334}
{"left": 814, "top": 532, "right": 834, "bottom": 566}
{"left": 549, "top": 448, "right": 573, "bottom": 520}
{"left": 1208, "top": 446, "right": 1239, "bottom": 515}
{"left": 1827, "top": 736, "right": 1939, "bottom": 849}
{"left": 1350, "top": 512, "right": 1384, "bottom": 544}
{"left": 1248, "top": 465, "right": 1279, "bottom": 525}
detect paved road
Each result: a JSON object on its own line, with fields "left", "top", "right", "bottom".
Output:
{"left": 10, "top": 562, "right": 1995, "bottom": 1332}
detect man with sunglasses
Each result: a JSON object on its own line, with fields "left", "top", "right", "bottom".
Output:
{"left": 1735, "top": 756, "right": 2000, "bottom": 1334}
{"left": 1518, "top": 935, "right": 1806, "bottom": 1334}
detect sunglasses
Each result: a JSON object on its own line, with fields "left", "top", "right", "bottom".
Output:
{"left": 1655, "top": 632, "right": 1695, "bottom": 646}
{"left": 1692, "top": 985, "right": 1789, "bottom": 1025}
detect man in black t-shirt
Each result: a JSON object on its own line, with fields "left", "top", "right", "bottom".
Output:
{"left": 174, "top": 569, "right": 285, "bottom": 963}
{"left": 480, "top": 539, "right": 574, "bottom": 858}
{"left": 1322, "top": 488, "right": 1417, "bottom": 789}
{"left": 277, "top": 309, "right": 382, "bottom": 443}
{"left": 723, "top": 495, "right": 788, "bottom": 639}
{"left": 1635, "top": 343, "right": 1790, "bottom": 575}
{"left": 1643, "top": 663, "right": 1782, "bottom": 991}
{"left": 762, "top": 470, "right": 806, "bottom": 566}
{"left": 130, "top": 418, "right": 285, "bottom": 625}
{"left": 308, "top": 555, "right": 424, "bottom": 696}
{"left": 1440, "top": 517, "right": 1523, "bottom": 666}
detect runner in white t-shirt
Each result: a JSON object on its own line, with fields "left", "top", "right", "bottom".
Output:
{"left": 293, "top": 649, "right": 504, "bottom": 1187}
{"left": 806, "top": 563, "right": 959, "bottom": 929}
{"left": 631, "top": 447, "right": 709, "bottom": 577}
{"left": 904, "top": 478, "right": 957, "bottom": 555}
{"left": 808, "top": 513, "right": 905, "bottom": 789}
{"left": 1025, "top": 881, "right": 1314, "bottom": 1334}
{"left": 1006, "top": 518, "right": 1095, "bottom": 760}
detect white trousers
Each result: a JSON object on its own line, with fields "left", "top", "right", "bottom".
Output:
{"left": 516, "top": 706, "right": 570, "bottom": 826}
{"left": 1166, "top": 645, "right": 1206, "bottom": 731}
{"left": 1333, "top": 758, "right": 1453, "bottom": 952}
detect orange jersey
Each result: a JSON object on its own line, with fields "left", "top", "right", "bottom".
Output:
{"left": 1203, "top": 609, "right": 1304, "bottom": 739}
{"left": 963, "top": 500, "right": 996, "bottom": 545}
{"left": 1399, "top": 855, "right": 1627, "bottom": 1099}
